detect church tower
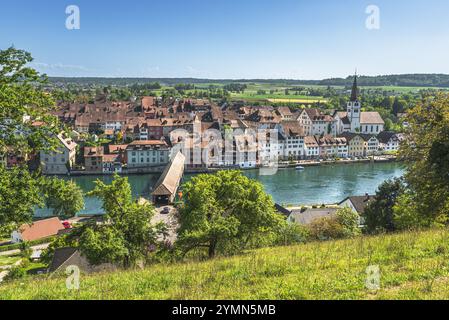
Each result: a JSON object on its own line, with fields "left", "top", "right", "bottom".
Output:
{"left": 347, "top": 74, "right": 361, "bottom": 132}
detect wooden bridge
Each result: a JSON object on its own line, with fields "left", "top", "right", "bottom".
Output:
{"left": 151, "top": 152, "right": 186, "bottom": 205}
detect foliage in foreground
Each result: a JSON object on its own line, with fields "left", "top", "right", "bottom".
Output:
{"left": 3, "top": 228, "right": 449, "bottom": 300}
{"left": 44, "top": 175, "right": 166, "bottom": 268}
{"left": 176, "top": 170, "right": 285, "bottom": 258}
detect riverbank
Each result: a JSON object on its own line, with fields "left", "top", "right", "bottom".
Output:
{"left": 65, "top": 155, "right": 399, "bottom": 176}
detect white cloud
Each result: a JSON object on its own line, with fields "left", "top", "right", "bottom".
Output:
{"left": 31, "top": 62, "right": 89, "bottom": 72}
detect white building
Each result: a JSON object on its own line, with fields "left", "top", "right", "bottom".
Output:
{"left": 303, "top": 136, "right": 320, "bottom": 159}
{"left": 278, "top": 121, "right": 305, "bottom": 160}
{"left": 40, "top": 134, "right": 77, "bottom": 175}
{"left": 362, "top": 135, "right": 380, "bottom": 156}
{"left": 334, "top": 75, "right": 384, "bottom": 135}
{"left": 126, "top": 140, "right": 170, "bottom": 168}
{"left": 297, "top": 109, "right": 336, "bottom": 136}
{"left": 377, "top": 132, "right": 404, "bottom": 153}
{"left": 317, "top": 136, "right": 348, "bottom": 159}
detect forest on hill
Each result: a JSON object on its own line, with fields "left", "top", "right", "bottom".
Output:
{"left": 48, "top": 74, "right": 449, "bottom": 88}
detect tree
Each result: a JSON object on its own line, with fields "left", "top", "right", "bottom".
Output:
{"left": 41, "top": 177, "right": 84, "bottom": 218}
{"left": 399, "top": 93, "right": 449, "bottom": 226}
{"left": 0, "top": 47, "right": 59, "bottom": 155}
{"left": 392, "top": 97, "right": 406, "bottom": 115}
{"left": 364, "top": 178, "right": 405, "bottom": 233}
{"left": 80, "top": 175, "right": 165, "bottom": 267}
{"left": 0, "top": 47, "right": 61, "bottom": 232}
{"left": 336, "top": 207, "right": 361, "bottom": 238}
{"left": 0, "top": 165, "right": 42, "bottom": 235}
{"left": 177, "top": 170, "right": 285, "bottom": 258}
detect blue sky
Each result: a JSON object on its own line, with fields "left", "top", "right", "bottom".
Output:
{"left": 1, "top": 0, "right": 449, "bottom": 79}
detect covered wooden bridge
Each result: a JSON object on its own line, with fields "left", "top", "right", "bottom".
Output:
{"left": 151, "top": 152, "right": 186, "bottom": 205}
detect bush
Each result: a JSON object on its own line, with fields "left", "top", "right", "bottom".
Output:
{"left": 307, "top": 217, "right": 345, "bottom": 241}
{"left": 3, "top": 259, "right": 30, "bottom": 282}
{"left": 274, "top": 223, "right": 309, "bottom": 246}
{"left": 19, "top": 242, "right": 32, "bottom": 259}
{"left": 336, "top": 207, "right": 361, "bottom": 238}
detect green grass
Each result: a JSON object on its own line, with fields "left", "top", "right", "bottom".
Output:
{"left": 0, "top": 255, "right": 21, "bottom": 267}
{"left": 2, "top": 228, "right": 449, "bottom": 300}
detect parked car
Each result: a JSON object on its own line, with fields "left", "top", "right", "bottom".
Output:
{"left": 161, "top": 207, "right": 170, "bottom": 215}
{"left": 62, "top": 221, "right": 72, "bottom": 229}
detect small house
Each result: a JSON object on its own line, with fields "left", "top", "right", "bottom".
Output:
{"left": 12, "top": 217, "right": 64, "bottom": 243}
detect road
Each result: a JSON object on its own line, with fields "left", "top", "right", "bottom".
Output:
{"left": 152, "top": 206, "right": 179, "bottom": 243}
{"left": 0, "top": 243, "right": 50, "bottom": 257}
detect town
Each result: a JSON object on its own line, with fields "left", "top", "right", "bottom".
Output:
{"left": 2, "top": 0, "right": 449, "bottom": 303}
{"left": 1, "top": 76, "right": 403, "bottom": 176}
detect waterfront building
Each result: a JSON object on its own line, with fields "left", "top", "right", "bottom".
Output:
{"left": 362, "top": 135, "right": 380, "bottom": 156}
{"left": 40, "top": 133, "right": 77, "bottom": 175}
{"left": 126, "top": 140, "right": 170, "bottom": 168}
{"left": 377, "top": 131, "right": 404, "bottom": 152}
{"left": 339, "top": 133, "right": 365, "bottom": 158}
{"left": 316, "top": 135, "right": 348, "bottom": 159}
{"left": 303, "top": 136, "right": 320, "bottom": 159}
{"left": 102, "top": 154, "right": 122, "bottom": 174}
{"left": 11, "top": 217, "right": 64, "bottom": 244}
{"left": 84, "top": 146, "right": 104, "bottom": 174}
{"left": 278, "top": 121, "right": 305, "bottom": 160}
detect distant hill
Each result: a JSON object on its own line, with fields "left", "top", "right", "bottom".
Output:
{"left": 1, "top": 228, "right": 449, "bottom": 299}
{"left": 48, "top": 74, "right": 449, "bottom": 88}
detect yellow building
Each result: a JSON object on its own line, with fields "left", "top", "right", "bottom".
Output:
{"left": 340, "top": 133, "right": 365, "bottom": 157}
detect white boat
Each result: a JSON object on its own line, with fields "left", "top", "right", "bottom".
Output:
{"left": 295, "top": 166, "right": 305, "bottom": 171}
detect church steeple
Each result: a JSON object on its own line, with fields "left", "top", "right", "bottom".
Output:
{"left": 350, "top": 73, "right": 358, "bottom": 102}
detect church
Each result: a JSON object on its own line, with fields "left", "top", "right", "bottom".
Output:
{"left": 334, "top": 75, "right": 384, "bottom": 135}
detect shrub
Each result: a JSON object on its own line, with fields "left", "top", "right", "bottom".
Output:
{"left": 4, "top": 266, "right": 27, "bottom": 282}
{"left": 274, "top": 223, "right": 309, "bottom": 246}
{"left": 336, "top": 207, "right": 361, "bottom": 238}
{"left": 307, "top": 217, "right": 345, "bottom": 241}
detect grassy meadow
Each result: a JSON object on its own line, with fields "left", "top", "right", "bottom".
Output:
{"left": 2, "top": 228, "right": 449, "bottom": 300}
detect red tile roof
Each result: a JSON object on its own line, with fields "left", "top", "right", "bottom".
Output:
{"left": 18, "top": 217, "right": 64, "bottom": 242}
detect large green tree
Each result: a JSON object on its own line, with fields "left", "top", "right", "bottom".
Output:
{"left": 0, "top": 47, "right": 61, "bottom": 233}
{"left": 363, "top": 178, "right": 405, "bottom": 233}
{"left": 0, "top": 47, "right": 84, "bottom": 234}
{"left": 41, "top": 178, "right": 85, "bottom": 218}
{"left": 0, "top": 166, "right": 43, "bottom": 235}
{"left": 0, "top": 47, "right": 59, "bottom": 154}
{"left": 177, "top": 170, "right": 285, "bottom": 258}
{"left": 79, "top": 175, "right": 165, "bottom": 267}
{"left": 399, "top": 93, "right": 449, "bottom": 226}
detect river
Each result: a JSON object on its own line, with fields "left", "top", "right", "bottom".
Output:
{"left": 35, "top": 162, "right": 405, "bottom": 217}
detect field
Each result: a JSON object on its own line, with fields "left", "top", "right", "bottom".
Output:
{"left": 2, "top": 228, "right": 449, "bottom": 300}
{"left": 152, "top": 81, "right": 448, "bottom": 104}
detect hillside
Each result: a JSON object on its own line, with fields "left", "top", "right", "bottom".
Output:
{"left": 48, "top": 74, "right": 449, "bottom": 88}
{"left": 2, "top": 228, "right": 449, "bottom": 300}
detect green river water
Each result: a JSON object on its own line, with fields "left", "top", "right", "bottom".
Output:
{"left": 35, "top": 162, "right": 405, "bottom": 217}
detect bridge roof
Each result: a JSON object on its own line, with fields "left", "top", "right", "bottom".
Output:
{"left": 152, "top": 151, "right": 185, "bottom": 196}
